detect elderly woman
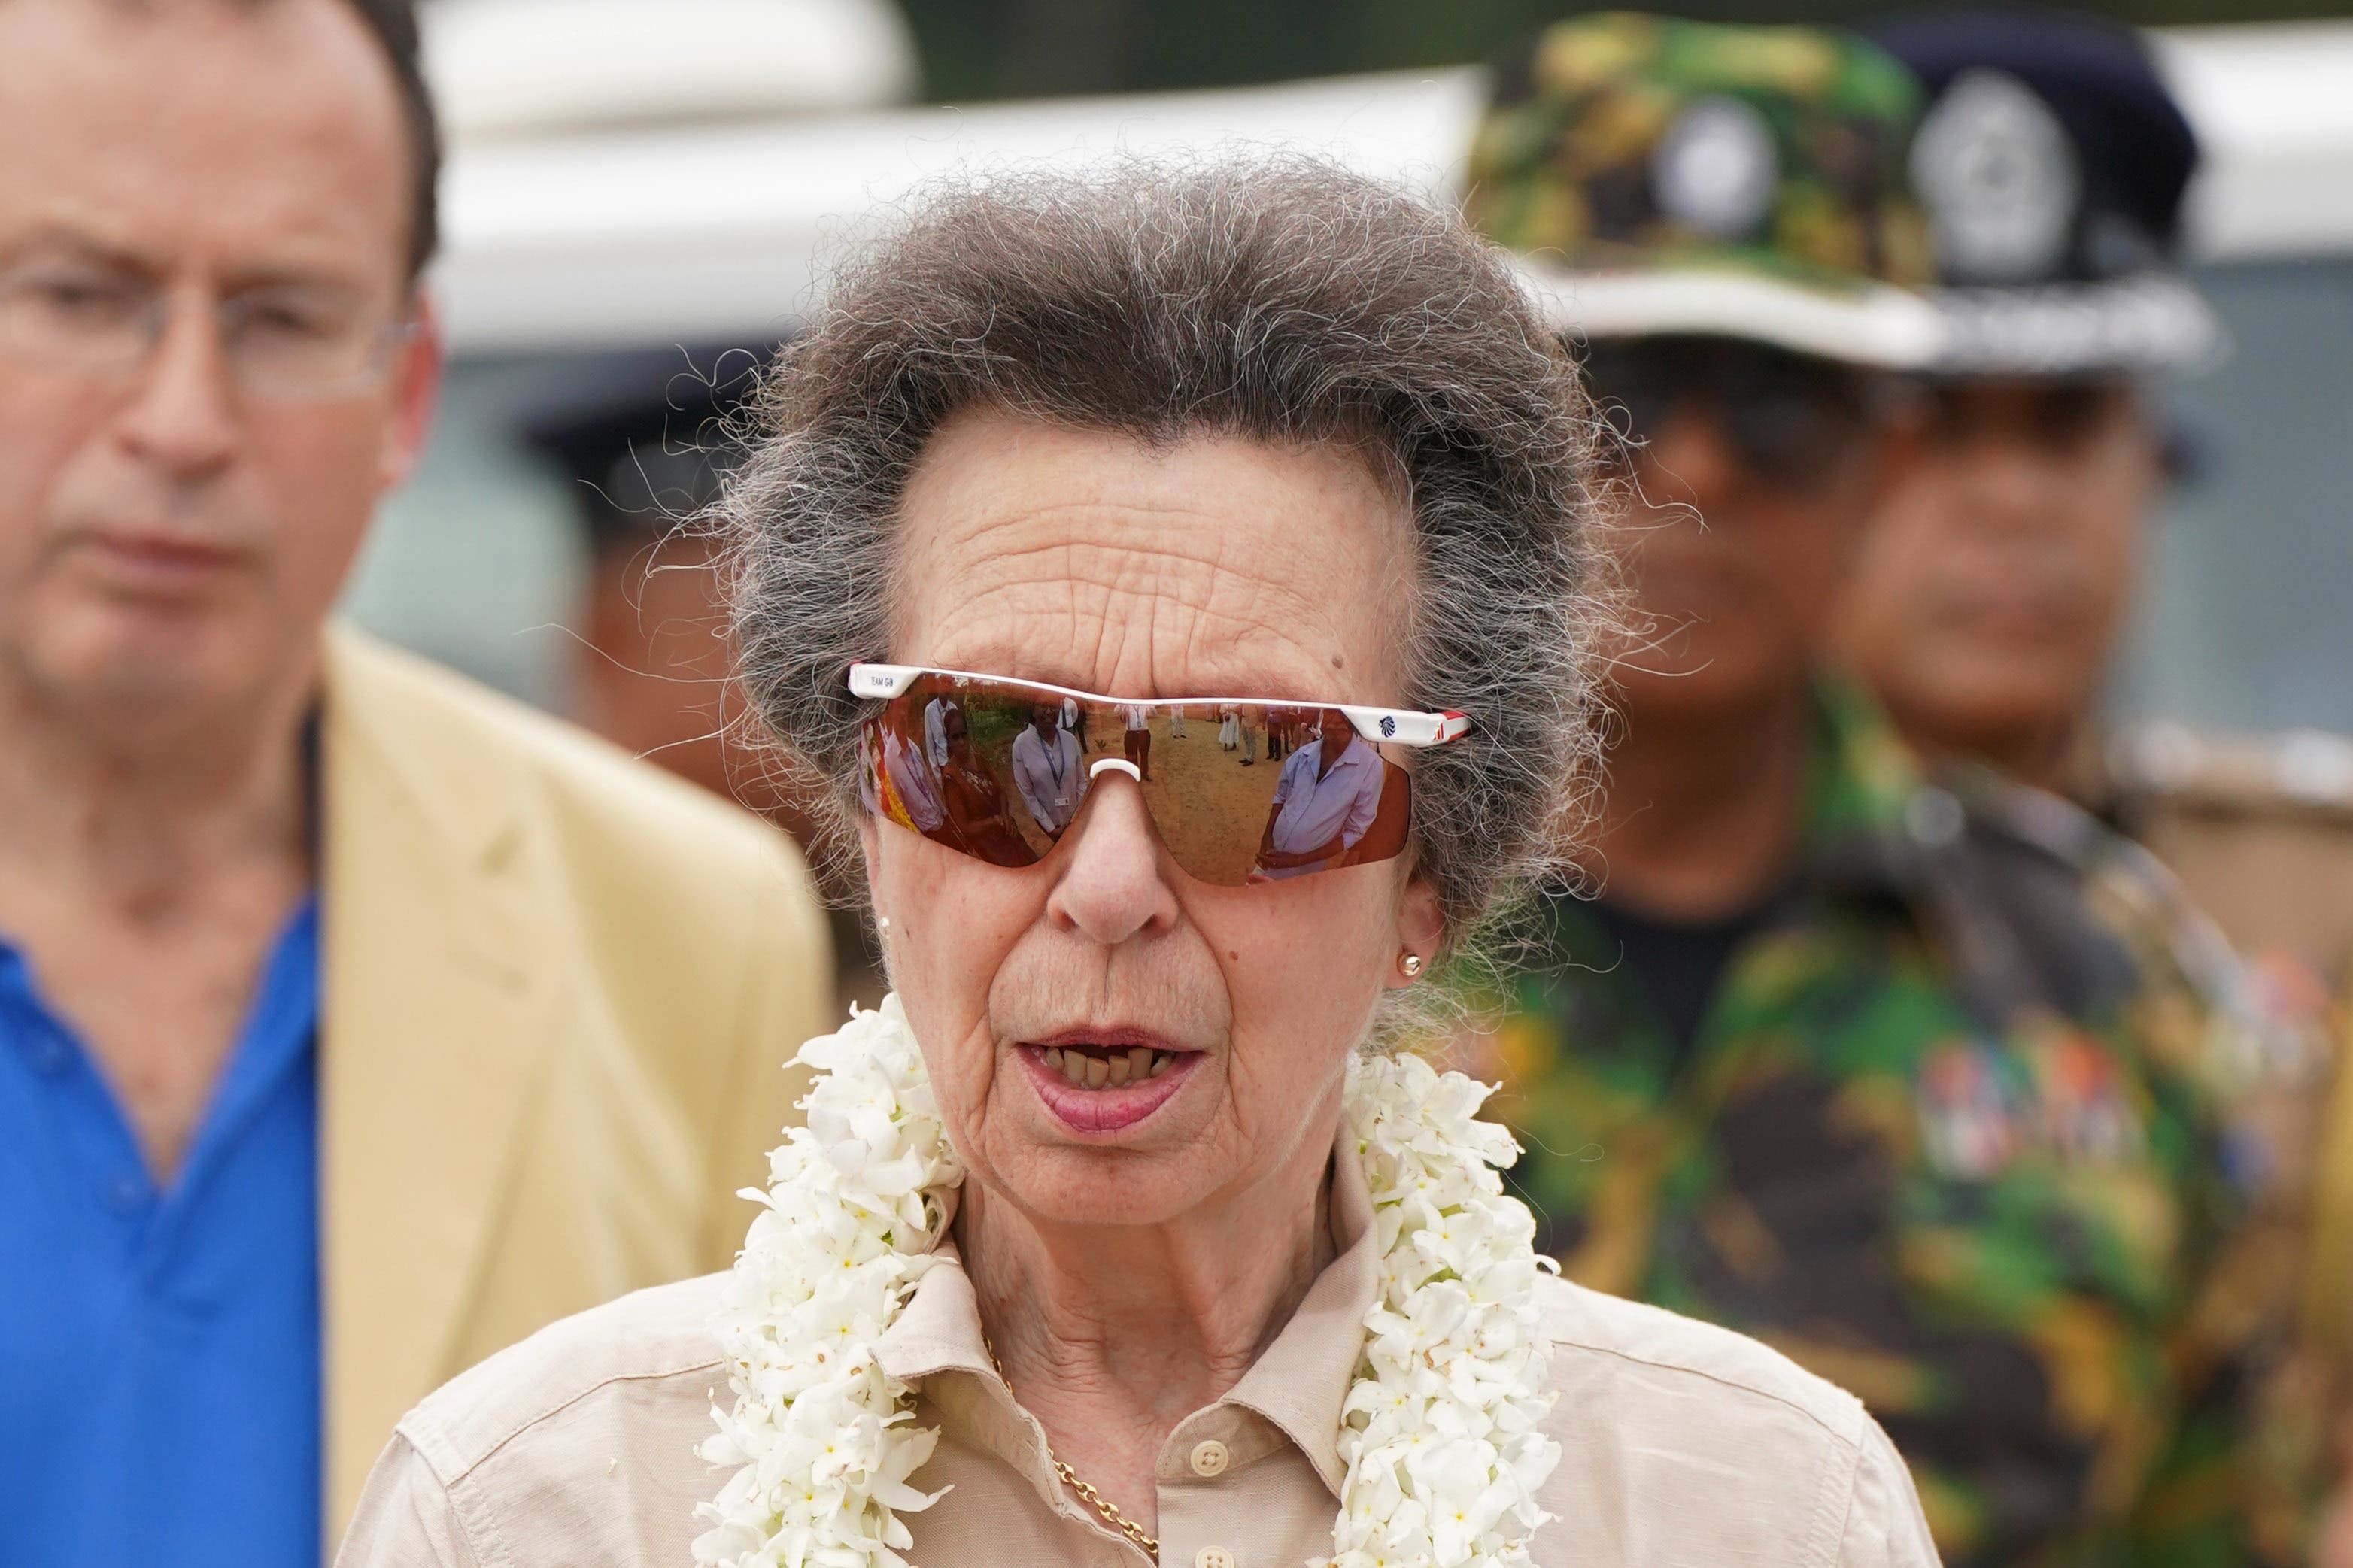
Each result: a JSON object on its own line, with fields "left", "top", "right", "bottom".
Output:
{"left": 335, "top": 162, "right": 1936, "bottom": 1568}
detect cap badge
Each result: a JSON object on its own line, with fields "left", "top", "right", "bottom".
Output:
{"left": 1651, "top": 96, "right": 1778, "bottom": 239}
{"left": 1911, "top": 69, "right": 2080, "bottom": 284}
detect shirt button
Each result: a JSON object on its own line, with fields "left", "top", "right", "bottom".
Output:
{"left": 105, "top": 1175, "right": 147, "bottom": 1214}
{"left": 1195, "top": 1549, "right": 1235, "bottom": 1568}
{"left": 1188, "top": 1439, "right": 1231, "bottom": 1479}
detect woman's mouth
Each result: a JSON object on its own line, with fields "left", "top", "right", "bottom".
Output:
{"left": 1042, "top": 1043, "right": 1177, "bottom": 1087}
{"left": 1018, "top": 1039, "right": 1198, "bottom": 1133}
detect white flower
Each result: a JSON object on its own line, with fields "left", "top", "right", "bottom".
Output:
{"left": 1323, "top": 1053, "right": 1562, "bottom": 1568}
{"left": 697, "top": 999, "right": 1560, "bottom": 1568}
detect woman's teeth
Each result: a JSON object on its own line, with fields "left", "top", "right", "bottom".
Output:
{"left": 1040, "top": 1045, "right": 1176, "bottom": 1088}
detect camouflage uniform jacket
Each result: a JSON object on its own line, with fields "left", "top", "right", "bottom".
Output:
{"left": 1482, "top": 682, "right": 2264, "bottom": 1567}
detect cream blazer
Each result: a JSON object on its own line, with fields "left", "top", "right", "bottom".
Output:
{"left": 317, "top": 626, "right": 830, "bottom": 1541}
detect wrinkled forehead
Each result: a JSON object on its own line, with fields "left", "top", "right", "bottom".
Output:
{"left": 891, "top": 408, "right": 1416, "bottom": 708}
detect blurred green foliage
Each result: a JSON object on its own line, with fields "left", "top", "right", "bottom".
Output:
{"left": 897, "top": 0, "right": 2353, "bottom": 100}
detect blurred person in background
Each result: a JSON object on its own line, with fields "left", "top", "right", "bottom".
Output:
{"left": 1833, "top": 14, "right": 2215, "bottom": 811}
{"left": 1831, "top": 8, "right": 2353, "bottom": 1016}
{"left": 1463, "top": 14, "right": 2268, "bottom": 1565}
{"left": 528, "top": 362, "right": 882, "bottom": 1002}
{"left": 1837, "top": 14, "right": 2341, "bottom": 1559}
{"left": 0, "top": 1, "right": 830, "bottom": 1560}
{"left": 530, "top": 355, "right": 777, "bottom": 813}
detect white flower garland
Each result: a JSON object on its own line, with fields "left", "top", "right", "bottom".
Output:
{"left": 693, "top": 996, "right": 1561, "bottom": 1568}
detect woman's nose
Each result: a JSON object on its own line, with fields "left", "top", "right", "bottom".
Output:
{"left": 1045, "top": 775, "right": 1180, "bottom": 946}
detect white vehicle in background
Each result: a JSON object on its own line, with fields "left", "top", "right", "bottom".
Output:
{"left": 351, "top": 2, "right": 2353, "bottom": 743}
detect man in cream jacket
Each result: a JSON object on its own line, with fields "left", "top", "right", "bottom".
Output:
{"left": 0, "top": 2, "right": 827, "bottom": 1561}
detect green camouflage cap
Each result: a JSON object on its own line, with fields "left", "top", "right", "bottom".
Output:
{"left": 1466, "top": 12, "right": 1942, "bottom": 367}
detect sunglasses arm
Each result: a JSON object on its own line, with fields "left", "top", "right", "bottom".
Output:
{"left": 848, "top": 663, "right": 925, "bottom": 700}
{"left": 1340, "top": 706, "right": 1472, "bottom": 747}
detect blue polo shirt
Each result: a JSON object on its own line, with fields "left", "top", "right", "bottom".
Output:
{"left": 0, "top": 899, "right": 321, "bottom": 1567}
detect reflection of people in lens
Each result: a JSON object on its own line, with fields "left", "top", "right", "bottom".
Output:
{"left": 879, "top": 711, "right": 946, "bottom": 833}
{"left": 1119, "top": 703, "right": 1153, "bottom": 781}
{"left": 922, "top": 694, "right": 956, "bottom": 767}
{"left": 1011, "top": 702, "right": 1084, "bottom": 836}
{"left": 1254, "top": 708, "right": 1386, "bottom": 879}
{"left": 937, "top": 708, "right": 1034, "bottom": 866}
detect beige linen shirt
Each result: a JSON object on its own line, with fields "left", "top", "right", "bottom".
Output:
{"left": 339, "top": 1133, "right": 1937, "bottom": 1568}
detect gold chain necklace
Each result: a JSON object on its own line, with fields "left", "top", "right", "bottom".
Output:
{"left": 984, "top": 1337, "right": 1160, "bottom": 1560}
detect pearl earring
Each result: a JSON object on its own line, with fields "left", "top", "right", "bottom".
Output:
{"left": 1399, "top": 951, "right": 1425, "bottom": 979}
{"left": 877, "top": 916, "right": 891, "bottom": 936}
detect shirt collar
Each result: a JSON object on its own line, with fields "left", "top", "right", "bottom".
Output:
{"left": 873, "top": 1115, "right": 1377, "bottom": 1500}
{"left": 1222, "top": 1117, "right": 1376, "bottom": 1496}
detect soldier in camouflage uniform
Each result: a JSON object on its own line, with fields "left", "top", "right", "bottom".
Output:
{"left": 1824, "top": 15, "right": 2339, "bottom": 1559}
{"left": 1461, "top": 16, "right": 2272, "bottom": 1565}
{"left": 1823, "top": 11, "right": 2346, "bottom": 1036}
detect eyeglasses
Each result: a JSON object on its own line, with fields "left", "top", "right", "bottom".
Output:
{"left": 1580, "top": 338, "right": 1881, "bottom": 490}
{"left": 0, "top": 259, "right": 414, "bottom": 402}
{"left": 847, "top": 664, "right": 1470, "bottom": 887}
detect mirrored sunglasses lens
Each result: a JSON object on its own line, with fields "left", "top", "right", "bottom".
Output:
{"left": 860, "top": 681, "right": 1058, "bottom": 867}
{"left": 1137, "top": 705, "right": 1410, "bottom": 887}
{"left": 861, "top": 681, "right": 1413, "bottom": 888}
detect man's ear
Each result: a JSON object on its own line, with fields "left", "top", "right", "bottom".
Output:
{"left": 1386, "top": 869, "right": 1447, "bottom": 990}
{"left": 378, "top": 290, "right": 445, "bottom": 493}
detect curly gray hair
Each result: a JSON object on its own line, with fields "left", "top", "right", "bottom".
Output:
{"left": 722, "top": 156, "right": 1608, "bottom": 959}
